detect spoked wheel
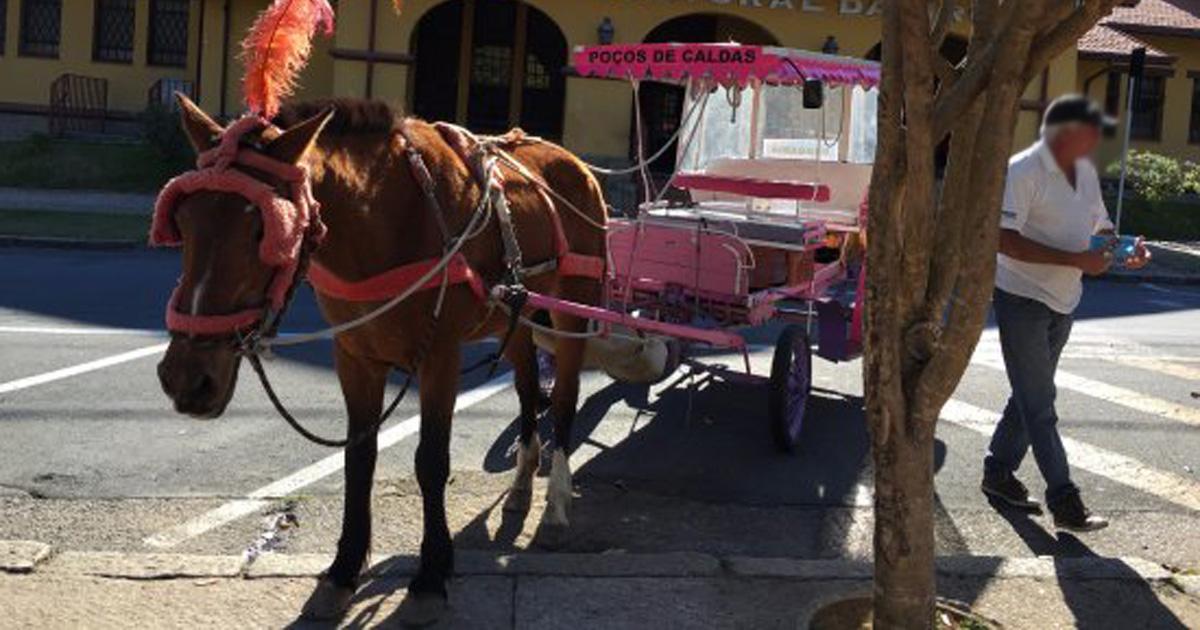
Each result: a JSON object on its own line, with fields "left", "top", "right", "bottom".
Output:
{"left": 769, "top": 325, "right": 813, "bottom": 454}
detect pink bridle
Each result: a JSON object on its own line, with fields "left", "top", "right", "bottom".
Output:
{"left": 150, "top": 116, "right": 326, "bottom": 337}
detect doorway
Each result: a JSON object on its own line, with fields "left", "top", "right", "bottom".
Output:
{"left": 411, "top": 0, "right": 567, "bottom": 138}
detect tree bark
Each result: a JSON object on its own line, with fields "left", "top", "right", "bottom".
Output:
{"left": 872, "top": 414, "right": 937, "bottom": 628}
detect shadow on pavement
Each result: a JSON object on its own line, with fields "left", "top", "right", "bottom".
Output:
{"left": 985, "top": 500, "right": 1187, "bottom": 629}
{"left": 461, "top": 370, "right": 871, "bottom": 557}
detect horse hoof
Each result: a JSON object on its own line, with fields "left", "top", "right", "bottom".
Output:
{"left": 541, "top": 504, "right": 569, "bottom": 529}
{"left": 503, "top": 487, "right": 532, "bottom": 513}
{"left": 300, "top": 578, "right": 355, "bottom": 620}
{"left": 396, "top": 590, "right": 448, "bottom": 627}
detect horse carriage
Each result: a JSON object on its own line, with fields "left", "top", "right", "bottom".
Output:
{"left": 543, "top": 43, "right": 879, "bottom": 452}
{"left": 150, "top": 1, "right": 881, "bottom": 617}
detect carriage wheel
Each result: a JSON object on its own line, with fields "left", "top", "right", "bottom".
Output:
{"left": 769, "top": 325, "right": 813, "bottom": 454}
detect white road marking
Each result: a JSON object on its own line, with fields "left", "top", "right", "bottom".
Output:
{"left": 144, "top": 372, "right": 515, "bottom": 549}
{"left": 0, "top": 343, "right": 169, "bottom": 395}
{"left": 1111, "top": 356, "right": 1200, "bottom": 383}
{"left": 973, "top": 357, "right": 1200, "bottom": 428}
{"left": 942, "top": 399, "right": 1200, "bottom": 512}
{"left": 1143, "top": 283, "right": 1200, "bottom": 299}
{"left": 1147, "top": 298, "right": 1187, "bottom": 310}
{"left": 0, "top": 325, "right": 164, "bottom": 336}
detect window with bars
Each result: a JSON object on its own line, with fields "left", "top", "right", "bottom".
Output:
{"left": 1190, "top": 77, "right": 1200, "bottom": 144}
{"left": 1131, "top": 74, "right": 1165, "bottom": 142}
{"left": 0, "top": 0, "right": 8, "bottom": 55}
{"left": 93, "top": 0, "right": 135, "bottom": 63}
{"left": 148, "top": 0, "right": 189, "bottom": 67}
{"left": 19, "top": 0, "right": 61, "bottom": 58}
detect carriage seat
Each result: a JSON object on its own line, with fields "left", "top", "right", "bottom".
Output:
{"left": 672, "top": 172, "right": 831, "bottom": 202}
{"left": 690, "top": 158, "right": 872, "bottom": 226}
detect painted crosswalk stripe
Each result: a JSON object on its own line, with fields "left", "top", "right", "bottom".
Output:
{"left": 144, "top": 372, "right": 514, "bottom": 549}
{"left": 973, "top": 358, "right": 1200, "bottom": 428}
{"left": 942, "top": 398, "right": 1200, "bottom": 513}
{"left": 0, "top": 326, "right": 165, "bottom": 336}
{"left": 0, "top": 343, "right": 169, "bottom": 395}
{"left": 1110, "top": 356, "right": 1200, "bottom": 383}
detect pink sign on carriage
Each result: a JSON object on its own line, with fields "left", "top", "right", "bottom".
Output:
{"left": 573, "top": 43, "right": 881, "bottom": 89}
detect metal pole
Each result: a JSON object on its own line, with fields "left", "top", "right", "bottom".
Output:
{"left": 1113, "top": 76, "right": 1135, "bottom": 233}
{"left": 1114, "top": 48, "right": 1146, "bottom": 233}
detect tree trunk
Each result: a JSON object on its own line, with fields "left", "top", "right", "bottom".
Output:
{"left": 863, "top": 2, "right": 1123, "bottom": 627}
{"left": 872, "top": 415, "right": 937, "bottom": 628}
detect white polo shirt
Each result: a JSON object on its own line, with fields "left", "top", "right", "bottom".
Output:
{"left": 996, "top": 141, "right": 1114, "bottom": 314}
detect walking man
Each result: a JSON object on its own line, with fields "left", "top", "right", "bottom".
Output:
{"left": 982, "top": 95, "right": 1150, "bottom": 532}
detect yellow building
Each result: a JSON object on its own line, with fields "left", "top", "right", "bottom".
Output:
{"left": 0, "top": 0, "right": 1193, "bottom": 170}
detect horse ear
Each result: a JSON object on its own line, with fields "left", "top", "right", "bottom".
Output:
{"left": 266, "top": 107, "right": 335, "bottom": 165}
{"left": 176, "top": 93, "right": 223, "bottom": 154}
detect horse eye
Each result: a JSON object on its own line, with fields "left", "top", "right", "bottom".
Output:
{"left": 244, "top": 204, "right": 256, "bottom": 214}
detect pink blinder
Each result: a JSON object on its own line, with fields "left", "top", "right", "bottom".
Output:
{"left": 150, "top": 116, "right": 326, "bottom": 336}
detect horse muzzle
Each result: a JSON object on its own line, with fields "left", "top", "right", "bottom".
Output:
{"left": 157, "top": 338, "right": 242, "bottom": 419}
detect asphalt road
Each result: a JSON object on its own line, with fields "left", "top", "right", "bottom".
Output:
{"left": 1, "top": 246, "right": 1198, "bottom": 569}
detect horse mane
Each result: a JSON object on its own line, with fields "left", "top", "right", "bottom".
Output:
{"left": 273, "top": 99, "right": 400, "bottom": 136}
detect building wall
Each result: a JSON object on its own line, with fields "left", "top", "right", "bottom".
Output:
{"left": 1079, "top": 33, "right": 1200, "bottom": 170}
{"left": 312, "top": 0, "right": 970, "bottom": 159}
{"left": 192, "top": 0, "right": 333, "bottom": 118}
{"left": 1, "top": 0, "right": 1084, "bottom": 165}
{"left": 0, "top": 0, "right": 202, "bottom": 115}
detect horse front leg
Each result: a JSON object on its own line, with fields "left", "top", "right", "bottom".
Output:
{"left": 301, "top": 345, "right": 388, "bottom": 620}
{"left": 503, "top": 326, "right": 542, "bottom": 513}
{"left": 400, "top": 339, "right": 461, "bottom": 622}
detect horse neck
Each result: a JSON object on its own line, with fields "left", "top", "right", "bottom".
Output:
{"left": 305, "top": 126, "right": 459, "bottom": 275}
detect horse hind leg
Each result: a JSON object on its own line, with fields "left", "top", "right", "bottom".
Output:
{"left": 542, "top": 293, "right": 593, "bottom": 530}
{"left": 503, "top": 326, "right": 542, "bottom": 513}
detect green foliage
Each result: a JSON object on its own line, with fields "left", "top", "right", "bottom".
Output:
{"left": 1109, "top": 197, "right": 1200, "bottom": 241}
{"left": 141, "top": 103, "right": 194, "bottom": 174}
{"left": 1106, "top": 150, "right": 1196, "bottom": 203}
{"left": 0, "top": 134, "right": 184, "bottom": 193}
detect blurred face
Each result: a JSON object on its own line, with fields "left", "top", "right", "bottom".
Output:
{"left": 1050, "top": 124, "right": 1102, "bottom": 163}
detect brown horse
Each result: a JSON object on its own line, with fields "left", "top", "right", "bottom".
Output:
{"left": 156, "top": 95, "right": 607, "bottom": 620}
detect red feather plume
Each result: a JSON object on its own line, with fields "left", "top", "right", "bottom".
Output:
{"left": 241, "top": 0, "right": 335, "bottom": 119}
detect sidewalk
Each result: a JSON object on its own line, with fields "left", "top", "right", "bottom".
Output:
{"left": 0, "top": 186, "right": 1198, "bottom": 286}
{"left": 3, "top": 542, "right": 1199, "bottom": 629}
{"left": 0, "top": 187, "right": 155, "bottom": 215}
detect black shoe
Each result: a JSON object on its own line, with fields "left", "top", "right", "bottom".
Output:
{"left": 981, "top": 472, "right": 1041, "bottom": 511}
{"left": 1050, "top": 494, "right": 1109, "bottom": 533}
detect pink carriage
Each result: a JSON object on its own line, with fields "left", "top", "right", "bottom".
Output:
{"left": 522, "top": 43, "right": 880, "bottom": 453}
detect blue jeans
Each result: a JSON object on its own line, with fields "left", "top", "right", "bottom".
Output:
{"left": 985, "top": 288, "right": 1079, "bottom": 503}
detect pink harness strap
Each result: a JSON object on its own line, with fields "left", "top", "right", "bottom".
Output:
{"left": 164, "top": 288, "right": 263, "bottom": 337}
{"left": 434, "top": 122, "right": 606, "bottom": 281}
{"left": 307, "top": 254, "right": 486, "bottom": 303}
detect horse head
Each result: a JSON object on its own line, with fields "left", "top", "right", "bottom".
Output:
{"left": 156, "top": 94, "right": 332, "bottom": 419}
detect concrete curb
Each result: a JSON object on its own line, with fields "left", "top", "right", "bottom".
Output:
{"left": 1172, "top": 574, "right": 1200, "bottom": 597}
{"left": 5, "top": 542, "right": 1182, "bottom": 585}
{"left": 724, "top": 555, "right": 1174, "bottom": 582}
{"left": 43, "top": 551, "right": 244, "bottom": 579}
{"left": 0, "top": 540, "right": 52, "bottom": 574}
